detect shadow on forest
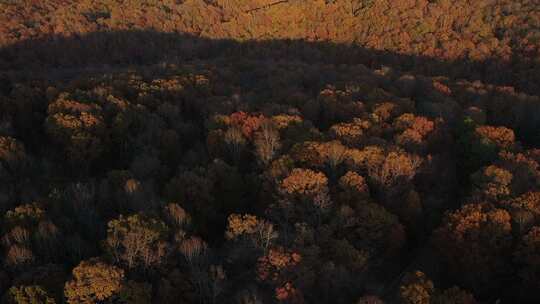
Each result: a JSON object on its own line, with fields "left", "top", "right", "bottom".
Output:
{"left": 0, "top": 30, "right": 539, "bottom": 148}
{"left": 0, "top": 29, "right": 539, "bottom": 95}
{"left": 0, "top": 29, "right": 539, "bottom": 304}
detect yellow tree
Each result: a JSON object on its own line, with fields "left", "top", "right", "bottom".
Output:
{"left": 64, "top": 258, "right": 124, "bottom": 304}
{"left": 280, "top": 168, "right": 329, "bottom": 201}
{"left": 45, "top": 95, "right": 106, "bottom": 167}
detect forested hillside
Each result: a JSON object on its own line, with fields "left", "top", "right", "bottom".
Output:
{"left": 2, "top": 0, "right": 540, "bottom": 92}
{"left": 0, "top": 1, "right": 539, "bottom": 303}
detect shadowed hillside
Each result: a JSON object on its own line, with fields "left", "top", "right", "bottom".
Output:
{"left": 2, "top": 30, "right": 539, "bottom": 147}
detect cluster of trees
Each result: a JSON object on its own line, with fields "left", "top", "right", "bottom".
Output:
{"left": 1, "top": 45, "right": 538, "bottom": 303}
{"left": 2, "top": 0, "right": 539, "bottom": 58}
{"left": 0, "top": 1, "right": 539, "bottom": 302}
{"left": 1, "top": 0, "right": 540, "bottom": 93}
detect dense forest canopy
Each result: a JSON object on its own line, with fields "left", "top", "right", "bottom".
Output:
{"left": 2, "top": 0, "right": 540, "bottom": 92}
{"left": 0, "top": 1, "right": 539, "bottom": 303}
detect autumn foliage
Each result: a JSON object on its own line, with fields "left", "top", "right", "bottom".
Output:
{"left": 0, "top": 1, "right": 539, "bottom": 303}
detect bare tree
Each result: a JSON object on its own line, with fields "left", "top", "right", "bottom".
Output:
{"left": 254, "top": 119, "right": 281, "bottom": 165}
{"left": 224, "top": 126, "right": 247, "bottom": 163}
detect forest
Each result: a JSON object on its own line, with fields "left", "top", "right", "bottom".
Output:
{"left": 0, "top": 0, "right": 539, "bottom": 303}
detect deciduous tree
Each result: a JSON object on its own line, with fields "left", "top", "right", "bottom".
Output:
{"left": 399, "top": 271, "right": 434, "bottom": 304}
{"left": 432, "top": 203, "right": 513, "bottom": 293}
{"left": 254, "top": 119, "right": 281, "bottom": 165}
{"left": 64, "top": 258, "right": 124, "bottom": 304}
{"left": 105, "top": 214, "right": 169, "bottom": 270}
